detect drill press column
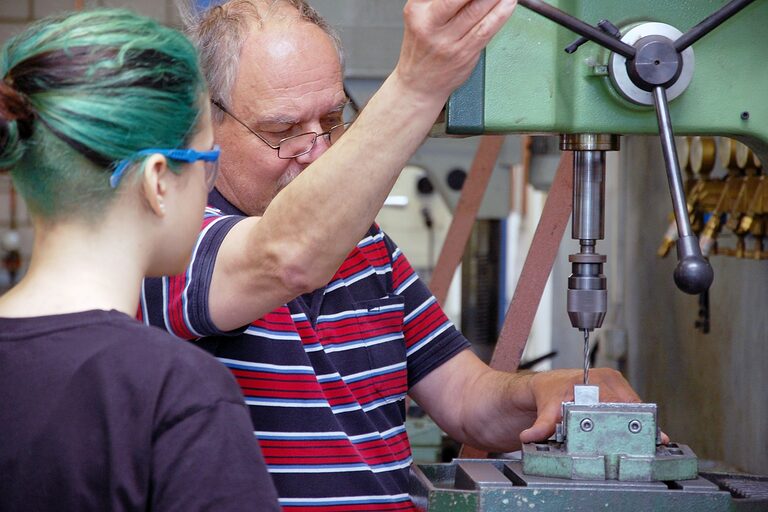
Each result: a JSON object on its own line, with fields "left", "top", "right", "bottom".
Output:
{"left": 561, "top": 135, "right": 620, "bottom": 382}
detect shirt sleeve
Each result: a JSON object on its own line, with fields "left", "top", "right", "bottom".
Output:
{"left": 140, "top": 212, "right": 246, "bottom": 339}
{"left": 383, "top": 232, "right": 470, "bottom": 388}
{"left": 150, "top": 351, "right": 282, "bottom": 512}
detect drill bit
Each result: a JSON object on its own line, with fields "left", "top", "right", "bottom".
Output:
{"left": 582, "top": 329, "right": 591, "bottom": 385}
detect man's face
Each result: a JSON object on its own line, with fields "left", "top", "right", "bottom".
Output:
{"left": 214, "top": 20, "right": 346, "bottom": 216}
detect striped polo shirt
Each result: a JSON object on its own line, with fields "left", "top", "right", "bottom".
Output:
{"left": 141, "top": 189, "right": 469, "bottom": 511}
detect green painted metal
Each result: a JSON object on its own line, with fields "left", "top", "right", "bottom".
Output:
{"left": 406, "top": 415, "right": 444, "bottom": 463}
{"left": 446, "top": 0, "right": 768, "bottom": 162}
{"left": 522, "top": 401, "right": 698, "bottom": 481}
{"left": 410, "top": 460, "right": 750, "bottom": 512}
{"left": 565, "top": 408, "right": 656, "bottom": 457}
{"left": 446, "top": 51, "right": 486, "bottom": 136}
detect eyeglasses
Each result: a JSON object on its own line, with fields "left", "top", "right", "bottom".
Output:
{"left": 110, "top": 146, "right": 221, "bottom": 190}
{"left": 211, "top": 99, "right": 350, "bottom": 159}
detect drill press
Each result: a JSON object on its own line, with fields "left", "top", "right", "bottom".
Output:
{"left": 412, "top": 0, "right": 768, "bottom": 509}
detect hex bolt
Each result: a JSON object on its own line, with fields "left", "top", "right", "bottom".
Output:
{"left": 580, "top": 418, "right": 594, "bottom": 432}
{"left": 628, "top": 420, "right": 643, "bottom": 433}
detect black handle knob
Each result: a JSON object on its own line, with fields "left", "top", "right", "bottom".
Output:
{"left": 674, "top": 236, "right": 714, "bottom": 295}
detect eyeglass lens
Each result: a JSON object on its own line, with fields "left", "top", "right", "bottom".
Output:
{"left": 277, "top": 124, "right": 349, "bottom": 159}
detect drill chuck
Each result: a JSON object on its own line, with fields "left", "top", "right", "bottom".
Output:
{"left": 567, "top": 251, "right": 607, "bottom": 331}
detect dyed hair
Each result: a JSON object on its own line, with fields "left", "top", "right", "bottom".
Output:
{"left": 179, "top": 0, "right": 343, "bottom": 123}
{"left": 0, "top": 9, "right": 206, "bottom": 219}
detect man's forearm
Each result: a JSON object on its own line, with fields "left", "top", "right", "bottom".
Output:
{"left": 411, "top": 350, "right": 643, "bottom": 452}
{"left": 453, "top": 369, "right": 538, "bottom": 452}
{"left": 250, "top": 0, "right": 517, "bottom": 294}
{"left": 411, "top": 350, "right": 539, "bottom": 453}
{"left": 250, "top": 74, "right": 445, "bottom": 292}
{"left": 209, "top": 0, "right": 517, "bottom": 329}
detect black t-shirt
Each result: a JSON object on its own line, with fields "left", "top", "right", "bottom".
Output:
{"left": 0, "top": 309, "right": 280, "bottom": 511}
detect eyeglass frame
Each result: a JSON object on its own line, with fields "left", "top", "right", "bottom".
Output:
{"left": 211, "top": 99, "right": 350, "bottom": 159}
{"left": 110, "top": 146, "right": 221, "bottom": 190}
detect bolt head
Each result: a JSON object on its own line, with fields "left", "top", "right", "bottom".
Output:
{"left": 580, "top": 418, "right": 594, "bottom": 432}
{"left": 626, "top": 35, "right": 682, "bottom": 91}
{"left": 628, "top": 420, "right": 643, "bottom": 433}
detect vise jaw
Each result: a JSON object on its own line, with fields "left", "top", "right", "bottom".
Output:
{"left": 522, "top": 385, "right": 698, "bottom": 481}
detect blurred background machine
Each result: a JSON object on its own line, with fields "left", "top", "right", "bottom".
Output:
{"left": 411, "top": 0, "right": 768, "bottom": 510}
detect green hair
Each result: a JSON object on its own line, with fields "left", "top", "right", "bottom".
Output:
{"left": 0, "top": 9, "right": 206, "bottom": 219}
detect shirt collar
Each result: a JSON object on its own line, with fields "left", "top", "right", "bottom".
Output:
{"left": 207, "top": 188, "right": 246, "bottom": 216}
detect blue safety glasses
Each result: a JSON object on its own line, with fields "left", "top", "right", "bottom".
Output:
{"left": 110, "top": 146, "right": 221, "bottom": 190}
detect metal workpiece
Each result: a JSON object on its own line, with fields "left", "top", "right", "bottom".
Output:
{"left": 411, "top": 459, "right": 768, "bottom": 511}
{"left": 691, "top": 136, "right": 717, "bottom": 176}
{"left": 573, "top": 384, "right": 599, "bottom": 405}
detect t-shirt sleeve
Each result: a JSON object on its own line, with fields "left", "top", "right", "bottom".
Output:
{"left": 140, "top": 212, "right": 246, "bottom": 339}
{"left": 150, "top": 351, "right": 281, "bottom": 511}
{"left": 384, "top": 232, "right": 470, "bottom": 388}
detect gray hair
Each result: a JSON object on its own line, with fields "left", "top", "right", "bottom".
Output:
{"left": 179, "top": 0, "right": 345, "bottom": 123}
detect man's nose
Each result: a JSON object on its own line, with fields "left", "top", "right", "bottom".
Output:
{"left": 295, "top": 128, "right": 331, "bottom": 165}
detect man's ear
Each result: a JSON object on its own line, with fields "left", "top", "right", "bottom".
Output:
{"left": 141, "top": 154, "right": 171, "bottom": 217}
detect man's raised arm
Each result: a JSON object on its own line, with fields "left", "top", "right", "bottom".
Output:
{"left": 209, "top": 0, "right": 517, "bottom": 330}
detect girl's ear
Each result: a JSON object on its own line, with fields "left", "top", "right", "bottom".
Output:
{"left": 140, "top": 154, "right": 171, "bottom": 217}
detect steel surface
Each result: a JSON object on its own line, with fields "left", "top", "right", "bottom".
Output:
{"left": 446, "top": 0, "right": 768, "bottom": 163}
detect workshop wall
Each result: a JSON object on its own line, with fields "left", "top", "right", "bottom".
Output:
{"left": 0, "top": 3, "right": 184, "bottom": 291}
{"left": 0, "top": 0, "right": 412, "bottom": 290}
{"left": 622, "top": 136, "right": 768, "bottom": 475}
{"left": 0, "top": 0, "right": 181, "bottom": 42}
{"left": 550, "top": 135, "right": 767, "bottom": 475}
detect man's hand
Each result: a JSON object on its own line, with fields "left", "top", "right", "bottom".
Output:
{"left": 395, "top": 0, "right": 517, "bottom": 101}
{"left": 411, "top": 350, "right": 666, "bottom": 453}
{"left": 520, "top": 368, "right": 644, "bottom": 443}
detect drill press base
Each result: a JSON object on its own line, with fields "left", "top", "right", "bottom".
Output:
{"left": 410, "top": 459, "right": 768, "bottom": 511}
{"left": 410, "top": 386, "right": 768, "bottom": 510}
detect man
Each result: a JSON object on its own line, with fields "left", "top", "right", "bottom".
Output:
{"left": 143, "top": 0, "right": 642, "bottom": 509}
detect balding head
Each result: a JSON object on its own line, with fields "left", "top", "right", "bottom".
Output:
{"left": 180, "top": 0, "right": 344, "bottom": 123}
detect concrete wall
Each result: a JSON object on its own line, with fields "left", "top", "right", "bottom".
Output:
{"left": 0, "top": 0, "right": 181, "bottom": 43}
{"left": 0, "top": 0, "right": 183, "bottom": 290}
{"left": 550, "top": 136, "right": 767, "bottom": 474}
{"left": 620, "top": 136, "right": 768, "bottom": 474}
{"left": 311, "top": 0, "right": 405, "bottom": 78}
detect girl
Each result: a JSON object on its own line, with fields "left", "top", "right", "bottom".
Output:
{"left": 0, "top": 9, "right": 279, "bottom": 511}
